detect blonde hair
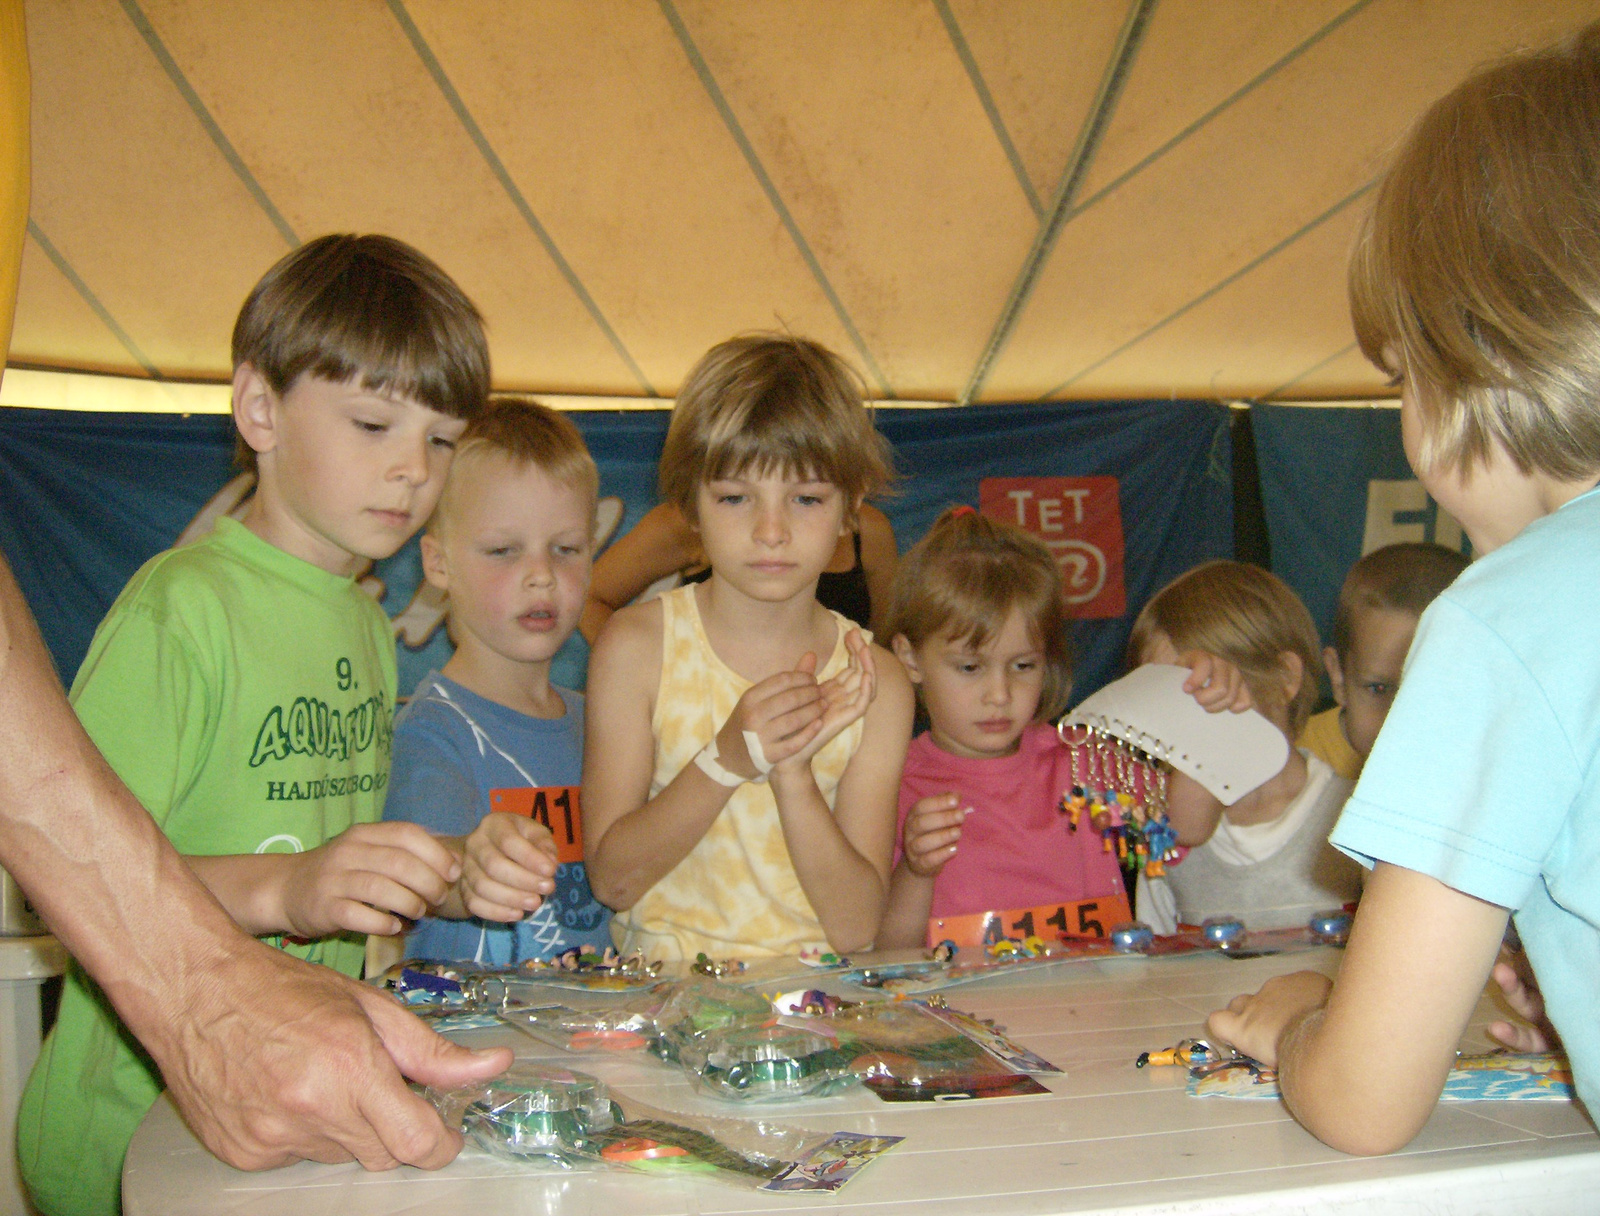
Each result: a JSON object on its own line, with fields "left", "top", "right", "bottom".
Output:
{"left": 431, "top": 396, "right": 598, "bottom": 533}
{"left": 1127, "top": 561, "right": 1321, "bottom": 736}
{"left": 658, "top": 333, "right": 894, "bottom": 523}
{"left": 887, "top": 508, "right": 1073, "bottom": 721}
{"left": 1332, "top": 542, "right": 1468, "bottom": 660}
{"left": 233, "top": 234, "right": 489, "bottom": 471}
{"left": 1349, "top": 22, "right": 1600, "bottom": 480}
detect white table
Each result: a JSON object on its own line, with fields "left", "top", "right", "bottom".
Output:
{"left": 122, "top": 947, "right": 1600, "bottom": 1215}
{"left": 1, "top": 934, "right": 66, "bottom": 1216}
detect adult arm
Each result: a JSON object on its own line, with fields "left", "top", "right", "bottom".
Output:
{"left": 578, "top": 504, "right": 703, "bottom": 644}
{"left": 856, "top": 503, "right": 898, "bottom": 639}
{"left": 1207, "top": 862, "right": 1506, "bottom": 1155}
{"left": 0, "top": 554, "right": 508, "bottom": 1170}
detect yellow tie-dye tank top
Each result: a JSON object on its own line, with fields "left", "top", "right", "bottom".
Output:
{"left": 610, "top": 584, "right": 867, "bottom": 960}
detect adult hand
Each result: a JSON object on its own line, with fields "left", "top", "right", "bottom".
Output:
{"left": 160, "top": 938, "right": 511, "bottom": 1171}
{"left": 460, "top": 811, "right": 559, "bottom": 922}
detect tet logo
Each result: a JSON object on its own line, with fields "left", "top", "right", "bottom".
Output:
{"left": 979, "top": 477, "right": 1126, "bottom": 619}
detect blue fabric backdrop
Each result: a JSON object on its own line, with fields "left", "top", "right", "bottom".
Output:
{"left": 1250, "top": 402, "right": 1470, "bottom": 653}
{"left": 0, "top": 399, "right": 1232, "bottom": 707}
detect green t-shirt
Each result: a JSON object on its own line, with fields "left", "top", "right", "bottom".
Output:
{"left": 18, "top": 517, "right": 397, "bottom": 1216}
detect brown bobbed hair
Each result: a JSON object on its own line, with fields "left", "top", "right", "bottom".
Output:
{"left": 1349, "top": 22, "right": 1600, "bottom": 481}
{"left": 658, "top": 333, "right": 894, "bottom": 524}
{"left": 233, "top": 234, "right": 489, "bottom": 468}
{"left": 887, "top": 507, "right": 1074, "bottom": 722}
{"left": 1127, "top": 560, "right": 1321, "bottom": 737}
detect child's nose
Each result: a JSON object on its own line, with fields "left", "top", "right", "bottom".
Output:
{"left": 390, "top": 434, "right": 431, "bottom": 485}
{"left": 522, "top": 555, "right": 555, "bottom": 586}
{"left": 981, "top": 672, "right": 1010, "bottom": 704}
{"left": 753, "top": 505, "right": 789, "bottom": 544}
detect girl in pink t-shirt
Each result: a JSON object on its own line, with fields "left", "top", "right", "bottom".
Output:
{"left": 875, "top": 508, "right": 1129, "bottom": 948}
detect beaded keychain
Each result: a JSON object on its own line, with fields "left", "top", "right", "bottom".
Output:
{"left": 1056, "top": 720, "right": 1179, "bottom": 877}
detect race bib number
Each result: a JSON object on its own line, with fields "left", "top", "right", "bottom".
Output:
{"left": 489, "top": 786, "right": 583, "bottom": 863}
{"left": 929, "top": 893, "right": 1133, "bottom": 949}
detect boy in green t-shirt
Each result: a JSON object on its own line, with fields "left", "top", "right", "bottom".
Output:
{"left": 18, "top": 234, "right": 490, "bottom": 1216}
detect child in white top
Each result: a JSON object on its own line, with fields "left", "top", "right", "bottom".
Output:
{"left": 1128, "top": 561, "right": 1361, "bottom": 934}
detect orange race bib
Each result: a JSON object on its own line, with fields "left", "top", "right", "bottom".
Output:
{"left": 489, "top": 786, "right": 584, "bottom": 864}
{"left": 928, "top": 892, "right": 1132, "bottom": 949}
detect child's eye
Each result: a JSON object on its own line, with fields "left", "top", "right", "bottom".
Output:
{"left": 354, "top": 419, "right": 388, "bottom": 434}
{"left": 483, "top": 545, "right": 514, "bottom": 558}
{"left": 429, "top": 434, "right": 457, "bottom": 450}
{"left": 555, "top": 543, "right": 586, "bottom": 558}
{"left": 1364, "top": 682, "right": 1396, "bottom": 698}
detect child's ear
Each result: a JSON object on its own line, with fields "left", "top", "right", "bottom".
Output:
{"left": 890, "top": 634, "right": 922, "bottom": 683}
{"left": 231, "top": 363, "right": 278, "bottom": 456}
{"left": 1323, "top": 645, "right": 1346, "bottom": 707}
{"left": 845, "top": 492, "right": 865, "bottom": 535}
{"left": 1278, "top": 651, "right": 1305, "bottom": 705}
{"left": 419, "top": 531, "right": 450, "bottom": 593}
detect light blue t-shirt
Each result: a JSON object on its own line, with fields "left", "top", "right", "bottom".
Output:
{"left": 383, "top": 671, "right": 611, "bottom": 963}
{"left": 1331, "top": 485, "right": 1600, "bottom": 1116}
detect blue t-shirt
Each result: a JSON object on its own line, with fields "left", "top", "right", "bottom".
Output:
{"left": 1331, "top": 486, "right": 1600, "bottom": 1116}
{"left": 383, "top": 671, "right": 611, "bottom": 962}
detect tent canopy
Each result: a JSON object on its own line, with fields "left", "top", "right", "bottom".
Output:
{"left": 11, "top": 0, "right": 1599, "bottom": 406}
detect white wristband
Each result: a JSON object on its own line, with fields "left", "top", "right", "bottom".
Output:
{"left": 693, "top": 739, "right": 748, "bottom": 788}
{"left": 741, "top": 729, "right": 776, "bottom": 776}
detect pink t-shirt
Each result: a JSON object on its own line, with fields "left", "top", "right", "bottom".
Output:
{"left": 898, "top": 722, "right": 1129, "bottom": 918}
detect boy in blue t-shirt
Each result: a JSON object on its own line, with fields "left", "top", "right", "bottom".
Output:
{"left": 385, "top": 397, "right": 610, "bottom": 962}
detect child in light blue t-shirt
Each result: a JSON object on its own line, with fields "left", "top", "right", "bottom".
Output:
{"left": 1206, "top": 24, "right": 1600, "bottom": 1154}
{"left": 384, "top": 398, "right": 611, "bottom": 961}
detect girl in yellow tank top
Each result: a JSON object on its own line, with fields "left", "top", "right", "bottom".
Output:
{"left": 581, "top": 335, "right": 914, "bottom": 959}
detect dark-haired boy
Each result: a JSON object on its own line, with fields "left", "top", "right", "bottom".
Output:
{"left": 1299, "top": 542, "right": 1470, "bottom": 779}
{"left": 19, "top": 234, "right": 491, "bottom": 1216}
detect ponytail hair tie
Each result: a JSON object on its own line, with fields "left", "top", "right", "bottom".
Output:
{"left": 949, "top": 504, "right": 977, "bottom": 518}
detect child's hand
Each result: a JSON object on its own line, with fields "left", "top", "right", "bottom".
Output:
{"left": 280, "top": 821, "right": 461, "bottom": 939}
{"left": 459, "top": 812, "right": 560, "bottom": 922}
{"left": 1487, "top": 945, "right": 1559, "bottom": 1053}
{"left": 713, "top": 664, "right": 827, "bottom": 781}
{"left": 901, "top": 792, "right": 968, "bottom": 878}
{"left": 1206, "top": 970, "right": 1332, "bottom": 1066}
{"left": 781, "top": 630, "right": 877, "bottom": 771}
{"left": 1177, "top": 650, "right": 1254, "bottom": 713}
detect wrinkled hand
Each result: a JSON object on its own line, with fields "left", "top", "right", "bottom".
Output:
{"left": 782, "top": 630, "right": 877, "bottom": 770}
{"left": 1206, "top": 970, "right": 1332, "bottom": 1066}
{"left": 460, "top": 812, "right": 559, "bottom": 922}
{"left": 901, "top": 791, "right": 967, "bottom": 878}
{"left": 1177, "top": 649, "right": 1254, "bottom": 713}
{"left": 160, "top": 937, "right": 511, "bottom": 1171}
{"left": 1488, "top": 945, "right": 1558, "bottom": 1053}
{"left": 281, "top": 821, "right": 460, "bottom": 938}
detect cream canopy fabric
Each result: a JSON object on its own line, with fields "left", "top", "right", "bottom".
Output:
{"left": 10, "top": 0, "right": 1600, "bottom": 405}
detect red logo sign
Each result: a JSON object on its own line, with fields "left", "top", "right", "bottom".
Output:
{"left": 979, "top": 477, "right": 1126, "bottom": 619}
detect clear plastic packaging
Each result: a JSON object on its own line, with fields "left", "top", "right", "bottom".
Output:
{"left": 678, "top": 1022, "right": 856, "bottom": 1101}
{"left": 649, "top": 979, "right": 774, "bottom": 1063}
{"left": 427, "top": 1062, "right": 901, "bottom": 1190}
